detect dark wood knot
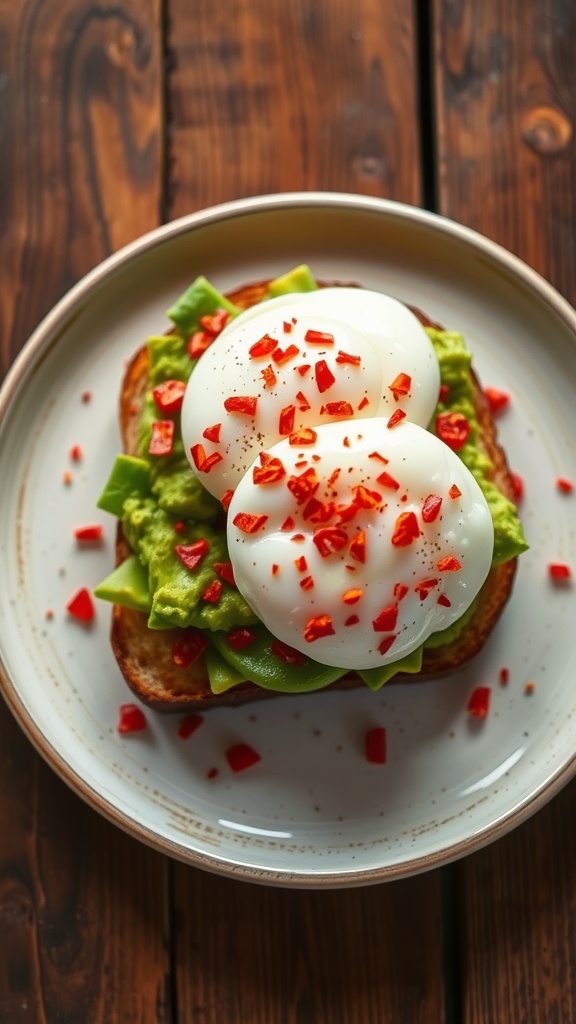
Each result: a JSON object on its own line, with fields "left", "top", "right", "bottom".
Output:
{"left": 521, "top": 104, "right": 573, "bottom": 155}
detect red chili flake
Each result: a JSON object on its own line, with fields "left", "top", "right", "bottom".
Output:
{"left": 66, "top": 587, "right": 95, "bottom": 624}
{"left": 369, "top": 451, "right": 389, "bottom": 465}
{"left": 202, "top": 580, "right": 222, "bottom": 603}
{"left": 281, "top": 515, "right": 295, "bottom": 531}
{"left": 305, "top": 329, "right": 335, "bottom": 345}
{"left": 394, "top": 582, "right": 409, "bottom": 600}
{"left": 214, "top": 561, "right": 236, "bottom": 586}
{"left": 372, "top": 603, "right": 398, "bottom": 632}
{"left": 377, "top": 471, "right": 400, "bottom": 491}
{"left": 448, "top": 484, "right": 462, "bottom": 499}
{"left": 202, "top": 422, "right": 222, "bottom": 443}
{"left": 279, "top": 404, "right": 296, "bottom": 435}
{"left": 296, "top": 363, "right": 311, "bottom": 376}
{"left": 436, "top": 411, "right": 471, "bottom": 451}
{"left": 377, "top": 635, "right": 397, "bottom": 655}
{"left": 177, "top": 713, "right": 204, "bottom": 739}
{"left": 289, "top": 427, "right": 317, "bottom": 445}
{"left": 467, "top": 686, "right": 491, "bottom": 718}
{"left": 304, "top": 614, "right": 335, "bottom": 642}
{"left": 253, "top": 456, "right": 286, "bottom": 485}
{"left": 200, "top": 310, "right": 230, "bottom": 335}
{"left": 300, "top": 575, "right": 315, "bottom": 590}
{"left": 511, "top": 473, "right": 524, "bottom": 503}
{"left": 188, "top": 331, "right": 213, "bottom": 359}
{"left": 174, "top": 521, "right": 187, "bottom": 535}
{"left": 415, "top": 577, "right": 438, "bottom": 600}
{"left": 391, "top": 511, "right": 420, "bottom": 547}
{"left": 342, "top": 588, "right": 363, "bottom": 605}
{"left": 152, "top": 379, "right": 187, "bottom": 414}
{"left": 524, "top": 681, "right": 536, "bottom": 695}
{"left": 421, "top": 494, "right": 442, "bottom": 523}
{"left": 387, "top": 409, "right": 406, "bottom": 429}
{"left": 499, "top": 667, "right": 510, "bottom": 686}
{"left": 437, "top": 555, "right": 462, "bottom": 572}
{"left": 557, "top": 477, "right": 574, "bottom": 494}
{"left": 70, "top": 444, "right": 83, "bottom": 462}
{"left": 226, "top": 743, "right": 261, "bottom": 773}
{"left": 324, "top": 400, "right": 354, "bottom": 417}
{"left": 271, "top": 639, "right": 307, "bottom": 665}
{"left": 389, "top": 372, "right": 412, "bottom": 401}
{"left": 74, "top": 524, "right": 104, "bottom": 543}
{"left": 232, "top": 512, "right": 269, "bottom": 534}
{"left": 294, "top": 459, "right": 308, "bottom": 469}
{"left": 365, "top": 727, "right": 386, "bottom": 764}
{"left": 313, "top": 526, "right": 349, "bottom": 557}
{"left": 221, "top": 489, "right": 234, "bottom": 511}
{"left": 295, "top": 391, "right": 311, "bottom": 410}
{"left": 349, "top": 530, "right": 366, "bottom": 563}
{"left": 327, "top": 467, "right": 341, "bottom": 488}
{"left": 287, "top": 467, "right": 319, "bottom": 504}
{"left": 224, "top": 395, "right": 258, "bottom": 416}
{"left": 45, "top": 609, "right": 54, "bottom": 620}
{"left": 437, "top": 594, "right": 452, "bottom": 607}
{"left": 303, "top": 497, "right": 335, "bottom": 523}
{"left": 226, "top": 628, "right": 256, "bottom": 650}
{"left": 249, "top": 334, "right": 278, "bottom": 358}
{"left": 117, "top": 703, "right": 147, "bottom": 734}
{"left": 484, "top": 386, "right": 510, "bottom": 415}
{"left": 272, "top": 343, "right": 300, "bottom": 365}
{"left": 548, "top": 562, "right": 572, "bottom": 582}
{"left": 81, "top": 390, "right": 92, "bottom": 403}
{"left": 176, "top": 539, "right": 210, "bottom": 571}
{"left": 149, "top": 419, "right": 175, "bottom": 456}
{"left": 206, "top": 767, "right": 219, "bottom": 780}
{"left": 358, "top": 396, "right": 370, "bottom": 411}
{"left": 438, "top": 384, "right": 450, "bottom": 404}
{"left": 345, "top": 614, "right": 360, "bottom": 626}
{"left": 315, "top": 359, "right": 336, "bottom": 393}
{"left": 261, "top": 365, "right": 277, "bottom": 389}
{"left": 335, "top": 350, "right": 361, "bottom": 366}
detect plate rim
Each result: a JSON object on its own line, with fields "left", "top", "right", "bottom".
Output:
{"left": 2, "top": 191, "right": 576, "bottom": 888}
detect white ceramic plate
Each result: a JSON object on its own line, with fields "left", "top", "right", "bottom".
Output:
{"left": 1, "top": 193, "right": 576, "bottom": 888}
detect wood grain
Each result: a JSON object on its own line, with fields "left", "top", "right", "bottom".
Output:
{"left": 0, "top": 1, "right": 169, "bottom": 1020}
{"left": 165, "top": 0, "right": 422, "bottom": 217}
{"left": 434, "top": 2, "right": 576, "bottom": 1021}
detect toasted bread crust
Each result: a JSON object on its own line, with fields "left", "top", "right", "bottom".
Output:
{"left": 109, "top": 280, "right": 518, "bottom": 709}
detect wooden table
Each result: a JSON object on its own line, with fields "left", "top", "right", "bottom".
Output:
{"left": 1, "top": 1, "right": 575, "bottom": 1020}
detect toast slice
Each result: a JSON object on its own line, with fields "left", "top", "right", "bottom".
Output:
{"left": 109, "top": 281, "right": 519, "bottom": 710}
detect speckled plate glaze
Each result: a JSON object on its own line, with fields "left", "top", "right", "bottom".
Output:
{"left": 1, "top": 193, "right": 576, "bottom": 888}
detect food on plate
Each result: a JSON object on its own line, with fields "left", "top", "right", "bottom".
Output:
{"left": 95, "top": 265, "right": 528, "bottom": 708}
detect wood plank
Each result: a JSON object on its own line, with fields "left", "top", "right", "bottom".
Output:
{"left": 166, "top": 3, "right": 446, "bottom": 1021}
{"left": 433, "top": 1, "right": 576, "bottom": 1021}
{"left": 166, "top": 0, "right": 422, "bottom": 217}
{"left": 0, "top": 1, "right": 169, "bottom": 1020}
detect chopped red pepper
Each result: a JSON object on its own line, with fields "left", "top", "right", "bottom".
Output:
{"left": 300, "top": 575, "right": 315, "bottom": 590}
{"left": 287, "top": 467, "right": 319, "bottom": 504}
{"left": 117, "top": 703, "right": 147, "bottom": 734}
{"left": 253, "top": 455, "right": 286, "bottom": 485}
{"left": 177, "top": 713, "right": 204, "bottom": 739}
{"left": 152, "top": 379, "right": 187, "bottom": 414}
{"left": 213, "top": 561, "right": 236, "bottom": 586}
{"left": 353, "top": 485, "right": 382, "bottom": 509}
{"left": 81, "top": 390, "right": 92, "bottom": 403}
{"left": 226, "top": 628, "right": 256, "bottom": 650}
{"left": 324, "top": 400, "right": 354, "bottom": 417}
{"left": 365, "top": 727, "right": 386, "bottom": 764}
{"left": 484, "top": 386, "right": 510, "bottom": 415}
{"left": 296, "top": 363, "right": 311, "bottom": 377}
{"left": 224, "top": 395, "right": 258, "bottom": 416}
{"left": 66, "top": 587, "right": 95, "bottom": 624}
{"left": 315, "top": 359, "right": 336, "bottom": 393}
{"left": 202, "top": 580, "right": 222, "bottom": 603}
{"left": 279, "top": 404, "right": 296, "bottom": 435}
{"left": 438, "top": 384, "right": 450, "bottom": 404}
{"left": 372, "top": 603, "right": 398, "bottom": 632}
{"left": 272, "top": 343, "right": 300, "bottom": 365}
{"left": 422, "top": 494, "right": 442, "bottom": 523}
{"left": 187, "top": 331, "right": 213, "bottom": 359}
{"left": 171, "top": 631, "right": 206, "bottom": 668}
{"left": 437, "top": 593, "right": 452, "bottom": 607}
{"left": 270, "top": 639, "right": 308, "bottom": 665}
{"left": 261, "top": 365, "right": 277, "bottom": 389}
{"left": 305, "top": 329, "right": 335, "bottom": 345}
{"left": 149, "top": 419, "right": 175, "bottom": 456}
{"left": 349, "top": 530, "right": 366, "bottom": 563}
{"left": 221, "top": 489, "right": 234, "bottom": 511}
{"left": 190, "top": 443, "right": 223, "bottom": 474}
{"left": 175, "top": 539, "right": 210, "bottom": 571}
{"left": 436, "top": 411, "right": 471, "bottom": 451}
{"left": 467, "top": 686, "right": 491, "bottom": 718}
{"left": 303, "top": 497, "right": 335, "bottom": 523}
{"left": 202, "top": 422, "right": 222, "bottom": 443}
{"left": 226, "top": 743, "right": 261, "bottom": 773}
{"left": 557, "top": 477, "right": 574, "bottom": 494}
{"left": 200, "top": 310, "right": 230, "bottom": 335}
{"left": 342, "top": 588, "right": 363, "bottom": 604}
{"left": 499, "top": 667, "right": 510, "bottom": 685}
{"left": 295, "top": 390, "right": 311, "bottom": 410}
{"left": 73, "top": 524, "right": 104, "bottom": 543}
{"left": 549, "top": 562, "right": 572, "bottom": 582}
{"left": 394, "top": 582, "right": 409, "bottom": 600}
{"left": 511, "top": 473, "right": 524, "bottom": 503}
{"left": 391, "top": 511, "right": 420, "bottom": 547}
{"left": 232, "top": 512, "right": 269, "bottom": 534}
{"left": 249, "top": 334, "right": 278, "bottom": 358}
{"left": 389, "top": 372, "right": 412, "bottom": 401}
{"left": 377, "top": 635, "right": 397, "bottom": 655}
{"left": 280, "top": 515, "right": 295, "bottom": 531}
{"left": 345, "top": 614, "right": 360, "bottom": 626}
{"left": 335, "top": 350, "right": 361, "bottom": 366}
{"left": 70, "top": 444, "right": 83, "bottom": 462}
{"left": 448, "top": 484, "right": 462, "bottom": 499}
{"left": 437, "top": 555, "right": 462, "bottom": 572}
{"left": 357, "top": 396, "right": 370, "bottom": 411}
{"left": 387, "top": 409, "right": 406, "bottom": 429}
{"left": 313, "top": 526, "right": 349, "bottom": 557}
{"left": 304, "top": 614, "right": 335, "bottom": 642}
{"left": 376, "top": 471, "right": 400, "bottom": 491}
{"left": 289, "top": 427, "right": 318, "bottom": 445}
{"left": 294, "top": 555, "right": 308, "bottom": 572}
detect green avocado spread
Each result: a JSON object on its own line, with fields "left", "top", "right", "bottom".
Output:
{"left": 96, "top": 266, "right": 528, "bottom": 694}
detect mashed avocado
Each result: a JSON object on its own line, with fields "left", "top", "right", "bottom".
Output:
{"left": 96, "top": 267, "right": 528, "bottom": 693}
